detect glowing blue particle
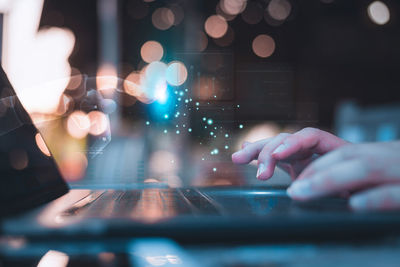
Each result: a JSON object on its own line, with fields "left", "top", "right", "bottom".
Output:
{"left": 185, "top": 88, "right": 188, "bottom": 92}
{"left": 185, "top": 99, "right": 189, "bottom": 103}
{"left": 179, "top": 91, "right": 184, "bottom": 96}
{"left": 188, "top": 128, "right": 192, "bottom": 132}
{"left": 176, "top": 130, "right": 180, "bottom": 134}
{"left": 164, "top": 129, "right": 168, "bottom": 133}
{"left": 214, "top": 95, "right": 217, "bottom": 98}
{"left": 210, "top": 148, "right": 219, "bottom": 155}
{"left": 237, "top": 104, "right": 240, "bottom": 108}
{"left": 183, "top": 124, "right": 186, "bottom": 128}
{"left": 164, "top": 114, "right": 169, "bottom": 119}
{"left": 202, "top": 157, "right": 205, "bottom": 161}
{"left": 174, "top": 90, "right": 178, "bottom": 94}
{"left": 146, "top": 121, "right": 150, "bottom": 125}
{"left": 225, "top": 133, "right": 229, "bottom": 138}
{"left": 190, "top": 98, "right": 193, "bottom": 102}
{"left": 214, "top": 126, "right": 217, "bottom": 130}
{"left": 178, "top": 97, "right": 181, "bottom": 101}
{"left": 204, "top": 126, "right": 208, "bottom": 129}
{"left": 202, "top": 117, "right": 207, "bottom": 121}
{"left": 239, "top": 124, "right": 244, "bottom": 129}
{"left": 196, "top": 102, "right": 200, "bottom": 106}
{"left": 196, "top": 108, "right": 199, "bottom": 110}
{"left": 176, "top": 124, "right": 179, "bottom": 128}
{"left": 213, "top": 167, "right": 217, "bottom": 172}
{"left": 207, "top": 118, "right": 213, "bottom": 125}
{"left": 225, "top": 145, "right": 229, "bottom": 149}
{"left": 210, "top": 132, "right": 214, "bottom": 136}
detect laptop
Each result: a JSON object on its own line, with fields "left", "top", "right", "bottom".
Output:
{"left": 1, "top": 67, "right": 400, "bottom": 243}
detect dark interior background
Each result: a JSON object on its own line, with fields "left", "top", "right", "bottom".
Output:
{"left": 39, "top": 0, "right": 400, "bottom": 129}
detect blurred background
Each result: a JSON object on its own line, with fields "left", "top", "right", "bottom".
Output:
{"left": 1, "top": 0, "right": 400, "bottom": 188}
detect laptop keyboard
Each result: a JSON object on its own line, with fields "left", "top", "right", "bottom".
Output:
{"left": 62, "top": 188, "right": 220, "bottom": 219}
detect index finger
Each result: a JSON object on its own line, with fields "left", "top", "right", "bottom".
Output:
{"left": 271, "top": 127, "right": 349, "bottom": 161}
{"left": 232, "top": 138, "right": 273, "bottom": 164}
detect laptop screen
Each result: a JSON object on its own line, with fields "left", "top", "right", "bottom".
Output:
{"left": 0, "top": 67, "right": 68, "bottom": 216}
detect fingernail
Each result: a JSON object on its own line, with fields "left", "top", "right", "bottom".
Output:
{"left": 287, "top": 180, "right": 314, "bottom": 198}
{"left": 256, "top": 163, "right": 267, "bottom": 179}
{"left": 272, "top": 144, "right": 287, "bottom": 155}
{"left": 350, "top": 196, "right": 367, "bottom": 210}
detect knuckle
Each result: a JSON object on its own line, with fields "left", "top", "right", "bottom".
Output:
{"left": 277, "top": 132, "right": 290, "bottom": 139}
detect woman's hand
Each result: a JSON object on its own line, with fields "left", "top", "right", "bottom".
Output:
{"left": 288, "top": 141, "right": 400, "bottom": 211}
{"left": 232, "top": 127, "right": 400, "bottom": 210}
{"left": 232, "top": 127, "right": 348, "bottom": 180}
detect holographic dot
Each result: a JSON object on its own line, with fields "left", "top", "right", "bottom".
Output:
{"left": 178, "top": 97, "right": 181, "bottom": 101}
{"left": 225, "top": 133, "right": 229, "bottom": 138}
{"left": 210, "top": 132, "right": 214, "bottom": 136}
{"left": 203, "top": 117, "right": 207, "bottom": 121}
{"left": 202, "top": 157, "right": 205, "bottom": 161}
{"left": 146, "top": 121, "right": 150, "bottom": 125}
{"left": 237, "top": 104, "right": 240, "bottom": 108}
{"left": 183, "top": 124, "right": 186, "bottom": 128}
{"left": 176, "top": 130, "right": 180, "bottom": 134}
{"left": 185, "top": 88, "right": 188, "bottom": 92}
{"left": 207, "top": 118, "right": 213, "bottom": 125}
{"left": 164, "top": 114, "right": 169, "bottom": 119}
{"left": 188, "top": 128, "right": 192, "bottom": 132}
{"left": 239, "top": 124, "right": 244, "bottom": 129}
{"left": 196, "top": 102, "right": 200, "bottom": 106}
{"left": 179, "top": 91, "right": 184, "bottom": 96}
{"left": 213, "top": 167, "right": 217, "bottom": 172}
{"left": 210, "top": 148, "right": 219, "bottom": 155}
{"left": 196, "top": 108, "right": 199, "bottom": 110}
{"left": 164, "top": 129, "right": 168, "bottom": 133}
{"left": 185, "top": 99, "right": 189, "bottom": 103}
{"left": 225, "top": 145, "right": 229, "bottom": 149}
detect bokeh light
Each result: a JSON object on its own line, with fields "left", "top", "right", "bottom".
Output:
{"left": 220, "top": 0, "right": 247, "bottom": 15}
{"left": 9, "top": 149, "right": 28, "bottom": 170}
{"left": 166, "top": 61, "right": 188, "bottom": 86}
{"left": 368, "top": 1, "right": 390, "bottom": 25}
{"left": 35, "top": 133, "right": 50, "bottom": 157}
{"left": 216, "top": 2, "right": 237, "bottom": 21}
{"left": 267, "top": 0, "right": 292, "bottom": 21}
{"left": 88, "top": 111, "right": 109, "bottom": 136}
{"left": 152, "top": 7, "right": 175, "bottom": 30}
{"left": 204, "top": 15, "right": 228, "bottom": 39}
{"left": 96, "top": 63, "right": 118, "bottom": 95}
{"left": 169, "top": 4, "right": 184, "bottom": 26}
{"left": 35, "top": 133, "right": 51, "bottom": 157}
{"left": 140, "top": 40, "right": 164, "bottom": 63}
{"left": 59, "top": 152, "right": 88, "bottom": 182}
{"left": 241, "top": 1, "right": 263, "bottom": 25}
{"left": 66, "top": 111, "right": 90, "bottom": 139}
{"left": 252, "top": 34, "right": 276, "bottom": 58}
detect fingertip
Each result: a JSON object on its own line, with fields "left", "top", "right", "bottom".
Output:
{"left": 256, "top": 162, "right": 274, "bottom": 180}
{"left": 231, "top": 151, "right": 248, "bottom": 164}
{"left": 349, "top": 196, "right": 367, "bottom": 211}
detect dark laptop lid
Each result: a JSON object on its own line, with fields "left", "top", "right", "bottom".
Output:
{"left": 0, "top": 67, "right": 69, "bottom": 217}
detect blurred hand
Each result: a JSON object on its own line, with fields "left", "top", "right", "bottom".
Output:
{"left": 232, "top": 127, "right": 400, "bottom": 211}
